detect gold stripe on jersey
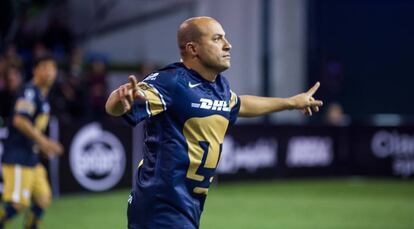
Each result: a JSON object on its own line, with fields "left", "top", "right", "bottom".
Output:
{"left": 229, "top": 90, "right": 238, "bottom": 109}
{"left": 138, "top": 82, "right": 166, "bottom": 117}
{"left": 15, "top": 99, "right": 35, "bottom": 115}
{"left": 193, "top": 187, "right": 208, "bottom": 195}
{"left": 35, "top": 113, "right": 49, "bottom": 132}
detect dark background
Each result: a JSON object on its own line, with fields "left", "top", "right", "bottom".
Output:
{"left": 308, "top": 0, "right": 414, "bottom": 117}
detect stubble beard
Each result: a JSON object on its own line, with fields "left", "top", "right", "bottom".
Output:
{"left": 200, "top": 57, "right": 230, "bottom": 74}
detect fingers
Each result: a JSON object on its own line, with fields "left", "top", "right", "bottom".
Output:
{"left": 120, "top": 99, "right": 131, "bottom": 111}
{"left": 310, "top": 97, "right": 321, "bottom": 112}
{"left": 129, "top": 75, "right": 139, "bottom": 97}
{"left": 124, "top": 87, "right": 134, "bottom": 105}
{"left": 306, "top": 82, "right": 320, "bottom": 96}
{"left": 118, "top": 84, "right": 132, "bottom": 111}
{"left": 47, "top": 144, "right": 63, "bottom": 157}
{"left": 309, "top": 99, "right": 323, "bottom": 108}
{"left": 48, "top": 140, "right": 63, "bottom": 154}
{"left": 40, "top": 140, "right": 64, "bottom": 158}
{"left": 133, "top": 88, "right": 146, "bottom": 102}
{"left": 300, "top": 96, "right": 323, "bottom": 116}
{"left": 53, "top": 142, "right": 64, "bottom": 155}
{"left": 128, "top": 75, "right": 139, "bottom": 90}
{"left": 306, "top": 107, "right": 312, "bottom": 116}
{"left": 128, "top": 75, "right": 147, "bottom": 101}
{"left": 119, "top": 96, "right": 131, "bottom": 111}
{"left": 117, "top": 75, "right": 146, "bottom": 112}
{"left": 301, "top": 108, "right": 311, "bottom": 116}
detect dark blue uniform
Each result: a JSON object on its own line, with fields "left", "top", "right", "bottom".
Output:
{"left": 1, "top": 82, "right": 52, "bottom": 207}
{"left": 124, "top": 63, "right": 240, "bottom": 229}
{"left": 2, "top": 82, "right": 50, "bottom": 167}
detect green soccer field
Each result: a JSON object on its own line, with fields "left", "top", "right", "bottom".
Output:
{"left": 6, "top": 178, "right": 414, "bottom": 229}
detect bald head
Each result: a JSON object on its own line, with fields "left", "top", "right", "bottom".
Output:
{"left": 177, "top": 16, "right": 219, "bottom": 57}
{"left": 176, "top": 16, "right": 231, "bottom": 76}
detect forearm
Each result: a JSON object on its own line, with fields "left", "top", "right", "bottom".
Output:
{"left": 13, "top": 115, "right": 48, "bottom": 145}
{"left": 238, "top": 95, "right": 295, "bottom": 117}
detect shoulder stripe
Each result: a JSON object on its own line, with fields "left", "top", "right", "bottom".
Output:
{"left": 145, "top": 101, "right": 151, "bottom": 117}
{"left": 148, "top": 83, "right": 167, "bottom": 111}
{"left": 138, "top": 82, "right": 166, "bottom": 117}
{"left": 15, "top": 99, "right": 35, "bottom": 116}
{"left": 229, "top": 90, "right": 238, "bottom": 109}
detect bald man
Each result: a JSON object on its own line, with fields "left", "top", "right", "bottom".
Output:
{"left": 106, "top": 17, "right": 322, "bottom": 229}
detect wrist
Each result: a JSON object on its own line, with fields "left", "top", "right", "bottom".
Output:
{"left": 286, "top": 97, "right": 297, "bottom": 110}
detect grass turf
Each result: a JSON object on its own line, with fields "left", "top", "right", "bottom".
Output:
{"left": 6, "top": 178, "right": 414, "bottom": 229}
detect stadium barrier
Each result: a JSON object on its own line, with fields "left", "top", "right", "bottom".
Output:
{"left": 218, "top": 125, "right": 414, "bottom": 180}
{"left": 0, "top": 123, "right": 413, "bottom": 195}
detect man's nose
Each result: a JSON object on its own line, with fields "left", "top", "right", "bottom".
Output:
{"left": 223, "top": 38, "right": 232, "bottom": 50}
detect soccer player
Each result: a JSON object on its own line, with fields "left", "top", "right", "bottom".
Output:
{"left": 105, "top": 16, "right": 323, "bottom": 229}
{"left": 0, "top": 56, "right": 63, "bottom": 229}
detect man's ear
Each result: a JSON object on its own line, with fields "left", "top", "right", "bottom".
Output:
{"left": 186, "top": 42, "right": 197, "bottom": 57}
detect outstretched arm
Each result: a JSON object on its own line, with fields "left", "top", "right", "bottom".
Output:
{"left": 238, "top": 82, "right": 323, "bottom": 117}
{"left": 105, "top": 75, "right": 146, "bottom": 116}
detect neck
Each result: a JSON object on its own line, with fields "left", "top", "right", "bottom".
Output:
{"left": 182, "top": 60, "right": 218, "bottom": 82}
{"left": 33, "top": 77, "right": 49, "bottom": 97}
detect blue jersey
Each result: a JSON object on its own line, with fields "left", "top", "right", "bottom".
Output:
{"left": 124, "top": 62, "right": 240, "bottom": 229}
{"left": 2, "top": 82, "right": 50, "bottom": 167}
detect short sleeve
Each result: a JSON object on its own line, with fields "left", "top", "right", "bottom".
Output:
{"left": 14, "top": 87, "right": 37, "bottom": 119}
{"left": 122, "top": 72, "right": 176, "bottom": 126}
{"left": 228, "top": 90, "right": 240, "bottom": 126}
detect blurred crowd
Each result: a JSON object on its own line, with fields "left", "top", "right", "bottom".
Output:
{"left": 0, "top": 41, "right": 351, "bottom": 127}
{"left": 0, "top": 43, "right": 156, "bottom": 126}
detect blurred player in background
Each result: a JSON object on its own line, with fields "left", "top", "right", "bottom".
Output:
{"left": 0, "top": 56, "right": 63, "bottom": 229}
{"left": 106, "top": 16, "right": 322, "bottom": 229}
